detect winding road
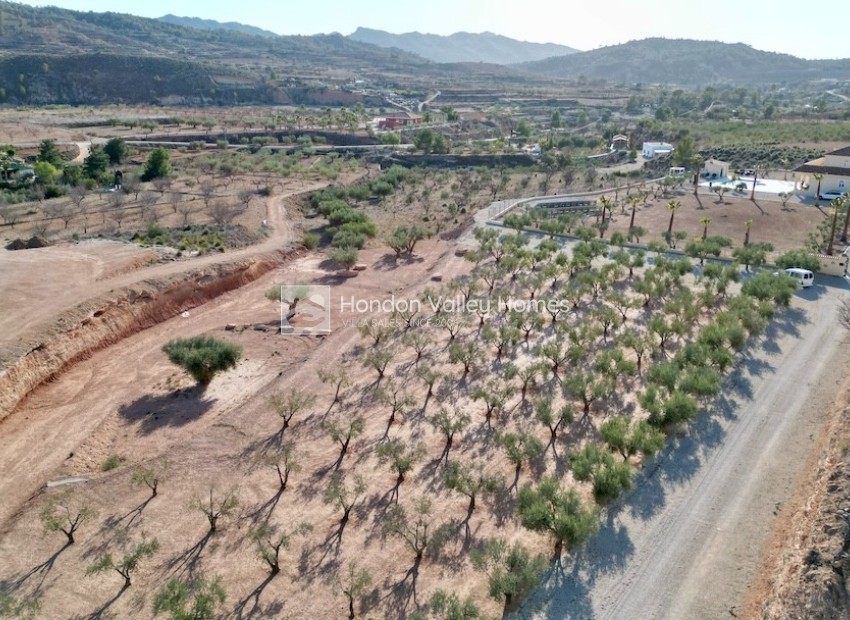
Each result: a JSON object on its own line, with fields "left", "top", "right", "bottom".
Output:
{"left": 511, "top": 278, "right": 850, "bottom": 619}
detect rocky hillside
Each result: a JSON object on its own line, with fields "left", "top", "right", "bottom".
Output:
{"left": 0, "top": 1, "right": 430, "bottom": 104}
{"left": 349, "top": 27, "right": 577, "bottom": 64}
{"left": 521, "top": 38, "right": 850, "bottom": 85}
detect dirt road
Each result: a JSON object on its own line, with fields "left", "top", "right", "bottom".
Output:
{"left": 512, "top": 278, "right": 850, "bottom": 619}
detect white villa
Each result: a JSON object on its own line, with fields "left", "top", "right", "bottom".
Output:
{"left": 641, "top": 142, "right": 674, "bottom": 159}
{"left": 795, "top": 146, "right": 850, "bottom": 199}
{"left": 701, "top": 158, "right": 731, "bottom": 179}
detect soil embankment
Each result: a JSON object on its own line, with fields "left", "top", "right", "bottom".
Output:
{"left": 0, "top": 247, "right": 303, "bottom": 421}
{"left": 745, "top": 370, "right": 850, "bottom": 620}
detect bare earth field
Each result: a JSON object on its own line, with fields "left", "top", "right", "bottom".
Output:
{"left": 0, "top": 139, "right": 846, "bottom": 619}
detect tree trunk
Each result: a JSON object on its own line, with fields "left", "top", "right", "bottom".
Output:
{"left": 667, "top": 211, "right": 675, "bottom": 235}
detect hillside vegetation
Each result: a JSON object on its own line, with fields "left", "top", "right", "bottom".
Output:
{"left": 521, "top": 38, "right": 850, "bottom": 85}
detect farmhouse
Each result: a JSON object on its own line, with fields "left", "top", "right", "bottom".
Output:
{"left": 377, "top": 111, "right": 423, "bottom": 130}
{"left": 701, "top": 158, "right": 731, "bottom": 179}
{"left": 641, "top": 141, "right": 674, "bottom": 159}
{"left": 794, "top": 146, "right": 850, "bottom": 199}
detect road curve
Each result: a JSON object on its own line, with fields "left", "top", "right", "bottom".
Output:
{"left": 511, "top": 278, "right": 850, "bottom": 620}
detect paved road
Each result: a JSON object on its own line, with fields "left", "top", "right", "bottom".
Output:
{"left": 510, "top": 277, "right": 850, "bottom": 619}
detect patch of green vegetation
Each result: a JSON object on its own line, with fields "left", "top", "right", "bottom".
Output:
{"left": 100, "top": 454, "right": 123, "bottom": 472}
{"left": 128, "top": 224, "right": 259, "bottom": 254}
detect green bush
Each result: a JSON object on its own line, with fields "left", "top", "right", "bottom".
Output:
{"left": 162, "top": 336, "right": 242, "bottom": 385}
{"left": 302, "top": 232, "right": 320, "bottom": 250}
{"left": 775, "top": 250, "right": 820, "bottom": 272}
{"left": 100, "top": 454, "right": 123, "bottom": 472}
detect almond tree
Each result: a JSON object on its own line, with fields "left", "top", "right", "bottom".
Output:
{"left": 131, "top": 460, "right": 169, "bottom": 498}
{"left": 535, "top": 399, "right": 575, "bottom": 449}
{"left": 516, "top": 476, "right": 598, "bottom": 555}
{"left": 152, "top": 575, "right": 226, "bottom": 620}
{"left": 323, "top": 471, "right": 367, "bottom": 530}
{"left": 447, "top": 341, "right": 482, "bottom": 377}
{"left": 188, "top": 487, "right": 239, "bottom": 533}
{"left": 334, "top": 563, "right": 373, "bottom": 620}
{"left": 376, "top": 438, "right": 426, "bottom": 488}
{"left": 428, "top": 407, "right": 471, "bottom": 463}
{"left": 403, "top": 330, "right": 431, "bottom": 363}
{"left": 444, "top": 461, "right": 503, "bottom": 515}
{"left": 249, "top": 522, "right": 312, "bottom": 576}
{"left": 378, "top": 381, "right": 415, "bottom": 435}
{"left": 570, "top": 443, "right": 633, "bottom": 502}
{"left": 471, "top": 379, "right": 514, "bottom": 428}
{"left": 496, "top": 432, "right": 545, "bottom": 487}
{"left": 317, "top": 366, "right": 351, "bottom": 409}
{"left": 415, "top": 364, "right": 442, "bottom": 402}
{"left": 470, "top": 538, "right": 547, "bottom": 610}
{"left": 268, "top": 387, "right": 316, "bottom": 438}
{"left": 382, "top": 497, "right": 454, "bottom": 563}
{"left": 361, "top": 348, "right": 394, "bottom": 383}
{"left": 40, "top": 491, "right": 97, "bottom": 546}
{"left": 600, "top": 417, "right": 666, "bottom": 462}
{"left": 254, "top": 444, "right": 301, "bottom": 492}
{"left": 86, "top": 535, "right": 159, "bottom": 589}
{"left": 326, "top": 415, "right": 366, "bottom": 469}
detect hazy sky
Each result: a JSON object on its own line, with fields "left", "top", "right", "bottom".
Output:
{"left": 18, "top": 0, "right": 850, "bottom": 60}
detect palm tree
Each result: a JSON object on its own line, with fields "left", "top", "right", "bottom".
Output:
{"left": 814, "top": 173, "right": 825, "bottom": 207}
{"left": 749, "top": 166, "right": 766, "bottom": 201}
{"left": 743, "top": 219, "right": 752, "bottom": 247}
{"left": 701, "top": 217, "right": 711, "bottom": 240}
{"left": 827, "top": 201, "right": 840, "bottom": 255}
{"left": 627, "top": 194, "right": 641, "bottom": 230}
{"left": 666, "top": 200, "right": 681, "bottom": 235}
{"left": 692, "top": 155, "right": 703, "bottom": 196}
{"left": 840, "top": 196, "right": 850, "bottom": 243}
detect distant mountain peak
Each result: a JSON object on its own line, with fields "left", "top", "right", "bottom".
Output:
{"left": 348, "top": 27, "right": 578, "bottom": 65}
{"left": 158, "top": 14, "right": 278, "bottom": 38}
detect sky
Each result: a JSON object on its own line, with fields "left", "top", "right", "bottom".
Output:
{"left": 17, "top": 0, "right": 850, "bottom": 60}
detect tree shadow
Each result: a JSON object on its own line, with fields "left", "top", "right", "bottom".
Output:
{"left": 382, "top": 559, "right": 421, "bottom": 619}
{"left": 230, "top": 574, "right": 280, "bottom": 620}
{"left": 118, "top": 387, "right": 215, "bottom": 434}
{"left": 245, "top": 486, "right": 285, "bottom": 524}
{"left": 87, "top": 584, "right": 128, "bottom": 620}
{"left": 167, "top": 531, "right": 215, "bottom": 579}
{"left": 105, "top": 494, "right": 156, "bottom": 530}
{"left": 2, "top": 543, "right": 70, "bottom": 595}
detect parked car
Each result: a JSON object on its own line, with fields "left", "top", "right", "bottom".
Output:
{"left": 783, "top": 268, "right": 814, "bottom": 288}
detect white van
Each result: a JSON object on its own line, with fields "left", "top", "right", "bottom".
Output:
{"left": 784, "top": 268, "right": 814, "bottom": 288}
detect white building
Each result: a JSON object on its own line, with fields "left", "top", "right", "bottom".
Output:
{"left": 795, "top": 146, "right": 850, "bottom": 199}
{"left": 701, "top": 158, "right": 731, "bottom": 179}
{"left": 642, "top": 142, "right": 674, "bottom": 159}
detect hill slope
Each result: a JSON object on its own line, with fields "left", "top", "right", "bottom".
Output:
{"left": 521, "top": 38, "right": 850, "bottom": 85}
{"left": 158, "top": 14, "right": 278, "bottom": 38}
{"left": 0, "top": 2, "right": 431, "bottom": 104}
{"left": 349, "top": 27, "right": 577, "bottom": 64}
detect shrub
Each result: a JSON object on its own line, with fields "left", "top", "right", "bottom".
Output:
{"left": 162, "top": 336, "right": 242, "bottom": 385}
{"left": 302, "top": 232, "right": 320, "bottom": 250}
{"left": 100, "top": 454, "right": 123, "bottom": 472}
{"left": 775, "top": 249, "right": 820, "bottom": 272}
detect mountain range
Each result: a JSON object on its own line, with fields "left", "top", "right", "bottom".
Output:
{"left": 521, "top": 38, "right": 850, "bottom": 86}
{"left": 348, "top": 27, "right": 578, "bottom": 65}
{"left": 0, "top": 2, "right": 849, "bottom": 108}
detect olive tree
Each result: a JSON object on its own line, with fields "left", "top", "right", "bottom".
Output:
{"left": 162, "top": 336, "right": 242, "bottom": 386}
